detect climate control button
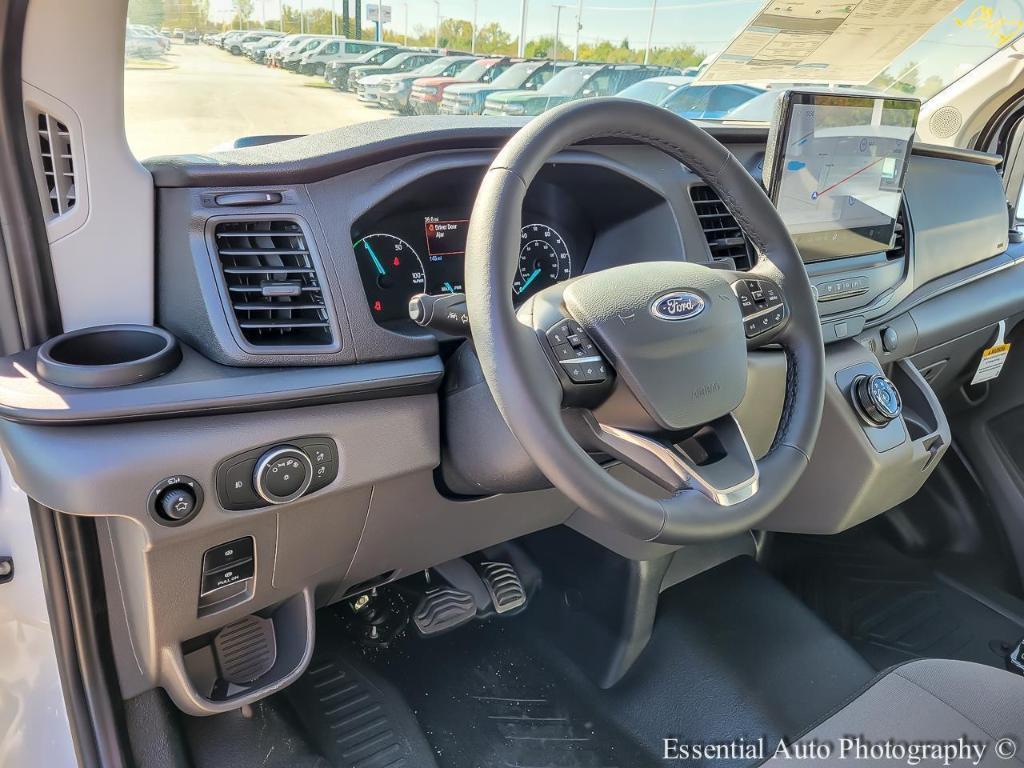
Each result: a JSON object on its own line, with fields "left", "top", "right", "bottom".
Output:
{"left": 253, "top": 446, "right": 313, "bottom": 505}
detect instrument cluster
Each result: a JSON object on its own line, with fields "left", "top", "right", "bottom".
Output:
{"left": 353, "top": 212, "right": 581, "bottom": 324}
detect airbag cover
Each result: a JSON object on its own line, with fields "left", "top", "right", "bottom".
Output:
{"left": 562, "top": 261, "right": 746, "bottom": 430}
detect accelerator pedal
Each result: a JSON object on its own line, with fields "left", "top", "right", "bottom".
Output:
{"left": 413, "top": 586, "right": 477, "bottom": 637}
{"left": 213, "top": 615, "right": 276, "bottom": 685}
{"left": 479, "top": 561, "right": 527, "bottom": 614}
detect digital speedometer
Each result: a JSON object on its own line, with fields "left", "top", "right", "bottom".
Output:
{"left": 353, "top": 233, "right": 426, "bottom": 321}
{"left": 513, "top": 224, "right": 572, "bottom": 301}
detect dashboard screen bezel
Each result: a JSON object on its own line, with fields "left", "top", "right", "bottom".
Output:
{"left": 763, "top": 90, "right": 920, "bottom": 264}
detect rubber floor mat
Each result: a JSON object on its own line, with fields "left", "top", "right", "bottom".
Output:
{"left": 319, "top": 613, "right": 655, "bottom": 768}
{"left": 769, "top": 533, "right": 1024, "bottom": 671}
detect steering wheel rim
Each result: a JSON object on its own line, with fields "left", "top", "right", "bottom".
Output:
{"left": 464, "top": 98, "right": 825, "bottom": 543}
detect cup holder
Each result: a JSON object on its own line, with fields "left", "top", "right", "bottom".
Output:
{"left": 36, "top": 324, "right": 182, "bottom": 388}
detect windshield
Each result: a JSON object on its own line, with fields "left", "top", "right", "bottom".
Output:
{"left": 490, "top": 62, "right": 541, "bottom": 88}
{"left": 619, "top": 79, "right": 686, "bottom": 104}
{"left": 124, "top": 0, "right": 1024, "bottom": 159}
{"left": 455, "top": 59, "right": 495, "bottom": 81}
{"left": 411, "top": 57, "right": 466, "bottom": 77}
{"left": 540, "top": 66, "right": 599, "bottom": 96}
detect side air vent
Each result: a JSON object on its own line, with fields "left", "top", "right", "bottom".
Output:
{"left": 213, "top": 220, "right": 334, "bottom": 348}
{"left": 34, "top": 112, "right": 76, "bottom": 218}
{"left": 887, "top": 208, "right": 907, "bottom": 261}
{"left": 690, "top": 185, "right": 754, "bottom": 270}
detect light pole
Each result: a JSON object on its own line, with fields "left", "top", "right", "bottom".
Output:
{"left": 299, "top": 0, "right": 305, "bottom": 34}
{"left": 553, "top": 4, "right": 570, "bottom": 62}
{"left": 574, "top": 0, "right": 582, "bottom": 61}
{"left": 471, "top": 0, "right": 478, "bottom": 54}
{"left": 331, "top": 0, "right": 337, "bottom": 35}
{"left": 643, "top": 0, "right": 658, "bottom": 65}
{"left": 403, "top": 2, "right": 409, "bottom": 45}
{"left": 517, "top": 0, "right": 528, "bottom": 57}
{"left": 433, "top": 0, "right": 441, "bottom": 49}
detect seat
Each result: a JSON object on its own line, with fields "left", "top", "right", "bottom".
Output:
{"left": 765, "top": 659, "right": 1023, "bottom": 766}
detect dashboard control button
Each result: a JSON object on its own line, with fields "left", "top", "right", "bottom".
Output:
{"left": 305, "top": 442, "right": 337, "bottom": 491}
{"left": 203, "top": 536, "right": 255, "bottom": 573}
{"left": 223, "top": 458, "right": 260, "bottom": 509}
{"left": 881, "top": 326, "right": 899, "bottom": 353}
{"left": 157, "top": 486, "right": 196, "bottom": 522}
{"left": 852, "top": 373, "right": 902, "bottom": 426}
{"left": 148, "top": 475, "right": 204, "bottom": 526}
{"left": 254, "top": 446, "right": 313, "bottom": 505}
{"left": 200, "top": 558, "right": 255, "bottom": 596}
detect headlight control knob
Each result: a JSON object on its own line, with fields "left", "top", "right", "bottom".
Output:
{"left": 254, "top": 446, "right": 313, "bottom": 505}
{"left": 852, "top": 373, "right": 902, "bottom": 426}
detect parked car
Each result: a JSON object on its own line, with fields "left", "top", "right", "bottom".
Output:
{"left": 440, "top": 59, "right": 576, "bottom": 115}
{"left": 617, "top": 75, "right": 695, "bottom": 105}
{"left": 483, "top": 63, "right": 679, "bottom": 116}
{"left": 348, "top": 51, "right": 443, "bottom": 94}
{"left": 409, "top": 57, "right": 512, "bottom": 115}
{"left": 280, "top": 35, "right": 337, "bottom": 71}
{"left": 377, "top": 56, "right": 477, "bottom": 113}
{"left": 324, "top": 46, "right": 409, "bottom": 89}
{"left": 658, "top": 82, "right": 766, "bottom": 119}
{"left": 244, "top": 36, "right": 283, "bottom": 62}
{"left": 125, "top": 25, "right": 170, "bottom": 58}
{"left": 225, "top": 31, "right": 282, "bottom": 56}
{"left": 299, "top": 38, "right": 396, "bottom": 76}
{"left": 265, "top": 34, "right": 319, "bottom": 67}
{"left": 183, "top": 29, "right": 200, "bottom": 45}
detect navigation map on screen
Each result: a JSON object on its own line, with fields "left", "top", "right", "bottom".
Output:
{"left": 771, "top": 93, "right": 918, "bottom": 262}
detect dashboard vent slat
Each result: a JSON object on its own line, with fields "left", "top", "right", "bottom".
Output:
{"left": 887, "top": 208, "right": 907, "bottom": 261}
{"left": 689, "top": 185, "right": 753, "bottom": 270}
{"left": 212, "top": 220, "right": 334, "bottom": 348}
{"left": 33, "top": 111, "right": 76, "bottom": 219}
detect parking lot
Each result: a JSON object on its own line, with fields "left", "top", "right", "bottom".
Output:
{"left": 124, "top": 42, "right": 387, "bottom": 159}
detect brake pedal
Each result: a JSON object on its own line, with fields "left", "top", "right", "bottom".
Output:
{"left": 479, "top": 561, "right": 527, "bottom": 614}
{"left": 413, "top": 586, "right": 477, "bottom": 637}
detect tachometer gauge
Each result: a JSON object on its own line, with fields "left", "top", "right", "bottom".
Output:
{"left": 513, "top": 224, "right": 572, "bottom": 301}
{"left": 353, "top": 234, "right": 426, "bottom": 321}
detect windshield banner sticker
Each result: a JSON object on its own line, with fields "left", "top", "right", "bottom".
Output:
{"left": 698, "top": 0, "right": 964, "bottom": 85}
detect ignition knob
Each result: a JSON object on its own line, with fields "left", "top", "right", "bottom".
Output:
{"left": 253, "top": 446, "right": 313, "bottom": 505}
{"left": 852, "top": 373, "right": 902, "bottom": 426}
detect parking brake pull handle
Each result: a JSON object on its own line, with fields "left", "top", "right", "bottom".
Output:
{"left": 408, "top": 292, "right": 471, "bottom": 337}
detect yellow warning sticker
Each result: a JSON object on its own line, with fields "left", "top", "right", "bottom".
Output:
{"left": 971, "top": 343, "right": 1011, "bottom": 385}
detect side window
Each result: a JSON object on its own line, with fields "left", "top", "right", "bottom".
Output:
{"left": 528, "top": 67, "right": 552, "bottom": 89}
{"left": 325, "top": 42, "right": 339, "bottom": 54}
{"left": 617, "top": 70, "right": 647, "bottom": 90}
{"left": 344, "top": 43, "right": 363, "bottom": 54}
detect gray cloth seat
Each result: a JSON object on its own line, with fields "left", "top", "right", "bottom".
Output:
{"left": 764, "top": 658, "right": 1024, "bottom": 766}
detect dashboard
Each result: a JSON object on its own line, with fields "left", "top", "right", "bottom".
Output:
{"left": 6, "top": 116, "right": 1016, "bottom": 719}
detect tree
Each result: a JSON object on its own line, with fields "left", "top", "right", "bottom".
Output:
{"left": 233, "top": 0, "right": 254, "bottom": 28}
{"left": 128, "top": 0, "right": 164, "bottom": 27}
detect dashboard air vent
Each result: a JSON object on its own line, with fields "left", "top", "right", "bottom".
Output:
{"left": 887, "top": 208, "right": 907, "bottom": 261}
{"left": 34, "top": 112, "right": 76, "bottom": 218}
{"left": 690, "top": 185, "right": 753, "bottom": 270}
{"left": 213, "top": 220, "right": 334, "bottom": 347}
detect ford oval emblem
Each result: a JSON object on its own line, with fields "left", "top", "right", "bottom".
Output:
{"left": 651, "top": 291, "right": 706, "bottom": 321}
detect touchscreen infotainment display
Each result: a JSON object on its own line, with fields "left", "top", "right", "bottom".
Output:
{"left": 764, "top": 91, "right": 919, "bottom": 263}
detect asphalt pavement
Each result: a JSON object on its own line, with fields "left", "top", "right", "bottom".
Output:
{"left": 124, "top": 41, "right": 388, "bottom": 159}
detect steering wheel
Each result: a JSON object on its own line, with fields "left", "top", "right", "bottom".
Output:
{"left": 464, "top": 99, "right": 825, "bottom": 543}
